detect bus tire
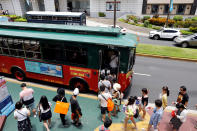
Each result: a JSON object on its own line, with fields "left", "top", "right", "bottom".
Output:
{"left": 11, "top": 68, "right": 26, "bottom": 81}
{"left": 69, "top": 78, "right": 89, "bottom": 92}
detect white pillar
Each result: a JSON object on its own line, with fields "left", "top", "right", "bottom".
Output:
{"left": 59, "top": 0, "right": 68, "bottom": 12}
{"left": 12, "top": 0, "right": 24, "bottom": 16}
{"left": 44, "top": 0, "right": 55, "bottom": 11}
{"left": 32, "top": 0, "right": 39, "bottom": 11}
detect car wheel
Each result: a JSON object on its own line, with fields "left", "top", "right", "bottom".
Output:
{"left": 153, "top": 35, "right": 159, "bottom": 40}
{"left": 181, "top": 42, "right": 188, "bottom": 48}
{"left": 172, "top": 36, "right": 177, "bottom": 41}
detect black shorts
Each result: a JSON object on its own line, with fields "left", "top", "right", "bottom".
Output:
{"left": 41, "top": 110, "right": 52, "bottom": 121}
{"left": 101, "top": 107, "right": 109, "bottom": 114}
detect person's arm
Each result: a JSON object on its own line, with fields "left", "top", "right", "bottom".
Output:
{"left": 184, "top": 101, "right": 188, "bottom": 107}
{"left": 52, "top": 95, "right": 58, "bottom": 102}
{"left": 14, "top": 111, "right": 17, "bottom": 119}
{"left": 27, "top": 109, "right": 31, "bottom": 116}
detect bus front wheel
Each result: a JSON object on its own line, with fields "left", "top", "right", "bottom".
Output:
{"left": 12, "top": 69, "right": 25, "bottom": 81}
{"left": 70, "top": 79, "right": 89, "bottom": 93}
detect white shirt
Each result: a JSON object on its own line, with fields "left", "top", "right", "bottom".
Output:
{"left": 109, "top": 55, "right": 118, "bottom": 68}
{"left": 14, "top": 108, "right": 29, "bottom": 121}
{"left": 177, "top": 109, "right": 187, "bottom": 122}
{"left": 39, "top": 102, "right": 51, "bottom": 113}
{"left": 98, "top": 92, "right": 112, "bottom": 107}
{"left": 126, "top": 104, "right": 138, "bottom": 116}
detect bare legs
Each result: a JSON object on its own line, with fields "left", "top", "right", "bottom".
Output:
{"left": 43, "top": 119, "right": 51, "bottom": 131}
{"left": 124, "top": 116, "right": 137, "bottom": 131}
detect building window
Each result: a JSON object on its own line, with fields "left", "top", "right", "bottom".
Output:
{"left": 177, "top": 4, "right": 186, "bottom": 15}
{"left": 151, "top": 5, "right": 159, "bottom": 14}
{"left": 106, "top": 2, "right": 120, "bottom": 11}
{"left": 164, "top": 4, "right": 169, "bottom": 14}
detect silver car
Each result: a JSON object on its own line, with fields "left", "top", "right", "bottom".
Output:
{"left": 174, "top": 34, "right": 197, "bottom": 48}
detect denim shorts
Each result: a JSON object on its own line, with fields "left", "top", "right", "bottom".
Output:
{"left": 26, "top": 102, "right": 36, "bottom": 110}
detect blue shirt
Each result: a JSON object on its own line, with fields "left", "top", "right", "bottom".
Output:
{"left": 149, "top": 107, "right": 163, "bottom": 129}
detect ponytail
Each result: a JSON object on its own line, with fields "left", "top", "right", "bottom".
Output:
{"left": 162, "top": 86, "right": 170, "bottom": 96}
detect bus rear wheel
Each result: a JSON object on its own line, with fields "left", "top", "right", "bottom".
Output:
{"left": 70, "top": 79, "right": 89, "bottom": 93}
{"left": 13, "top": 69, "right": 25, "bottom": 81}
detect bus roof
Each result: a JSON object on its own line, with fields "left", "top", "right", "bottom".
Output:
{"left": 26, "top": 11, "right": 84, "bottom": 16}
{"left": 0, "top": 28, "right": 138, "bottom": 47}
{"left": 0, "top": 22, "right": 120, "bottom": 36}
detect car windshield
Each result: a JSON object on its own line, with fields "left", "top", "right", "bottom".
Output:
{"left": 157, "top": 29, "right": 163, "bottom": 32}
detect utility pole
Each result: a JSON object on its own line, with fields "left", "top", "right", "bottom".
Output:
{"left": 113, "top": 0, "right": 117, "bottom": 28}
{"left": 165, "top": 0, "right": 173, "bottom": 27}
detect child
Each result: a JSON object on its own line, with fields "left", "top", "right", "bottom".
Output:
{"left": 98, "top": 85, "right": 112, "bottom": 122}
{"left": 53, "top": 88, "right": 68, "bottom": 126}
{"left": 139, "top": 88, "right": 149, "bottom": 120}
{"left": 147, "top": 99, "right": 163, "bottom": 131}
{"left": 70, "top": 88, "right": 82, "bottom": 126}
{"left": 38, "top": 96, "right": 52, "bottom": 131}
{"left": 161, "top": 86, "right": 170, "bottom": 110}
{"left": 124, "top": 96, "right": 138, "bottom": 130}
{"left": 112, "top": 83, "right": 121, "bottom": 116}
{"left": 99, "top": 117, "right": 112, "bottom": 131}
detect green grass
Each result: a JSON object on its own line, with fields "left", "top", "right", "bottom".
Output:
{"left": 136, "top": 43, "right": 197, "bottom": 60}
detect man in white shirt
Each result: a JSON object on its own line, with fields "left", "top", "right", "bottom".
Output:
{"left": 98, "top": 85, "right": 112, "bottom": 122}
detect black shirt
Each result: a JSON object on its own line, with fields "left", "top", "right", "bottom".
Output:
{"left": 142, "top": 95, "right": 148, "bottom": 106}
{"left": 53, "top": 95, "right": 67, "bottom": 103}
{"left": 177, "top": 92, "right": 189, "bottom": 105}
{"left": 70, "top": 96, "right": 82, "bottom": 115}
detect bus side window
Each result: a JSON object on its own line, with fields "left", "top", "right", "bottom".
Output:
{"left": 1, "top": 38, "right": 9, "bottom": 55}
{"left": 128, "top": 48, "right": 136, "bottom": 71}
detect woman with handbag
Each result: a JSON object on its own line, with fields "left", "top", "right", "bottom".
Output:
{"left": 38, "top": 96, "right": 52, "bottom": 131}
{"left": 14, "top": 101, "right": 32, "bottom": 131}
{"left": 53, "top": 88, "right": 68, "bottom": 126}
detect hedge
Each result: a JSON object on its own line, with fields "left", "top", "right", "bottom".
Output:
{"left": 98, "top": 12, "right": 105, "bottom": 17}
{"left": 173, "top": 15, "right": 183, "bottom": 21}
{"left": 190, "top": 27, "right": 197, "bottom": 33}
{"left": 149, "top": 17, "right": 175, "bottom": 26}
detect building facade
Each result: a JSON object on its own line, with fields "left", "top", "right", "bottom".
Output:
{"left": 0, "top": 0, "right": 197, "bottom": 18}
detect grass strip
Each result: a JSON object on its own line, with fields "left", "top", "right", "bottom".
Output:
{"left": 136, "top": 43, "right": 197, "bottom": 60}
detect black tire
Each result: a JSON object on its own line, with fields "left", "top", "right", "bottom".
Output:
{"left": 181, "top": 42, "right": 188, "bottom": 48}
{"left": 153, "top": 35, "right": 160, "bottom": 40}
{"left": 172, "top": 36, "right": 177, "bottom": 41}
{"left": 12, "top": 69, "right": 25, "bottom": 81}
{"left": 70, "top": 79, "right": 89, "bottom": 92}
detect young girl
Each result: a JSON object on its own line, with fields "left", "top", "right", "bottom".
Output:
{"left": 162, "top": 86, "right": 170, "bottom": 110}
{"left": 139, "top": 88, "right": 148, "bottom": 120}
{"left": 124, "top": 96, "right": 138, "bottom": 130}
{"left": 38, "top": 96, "right": 52, "bottom": 131}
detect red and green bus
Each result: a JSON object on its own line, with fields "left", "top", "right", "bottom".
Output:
{"left": 0, "top": 22, "right": 138, "bottom": 92}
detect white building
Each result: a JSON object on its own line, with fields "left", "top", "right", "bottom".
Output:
{"left": 0, "top": 0, "right": 197, "bottom": 18}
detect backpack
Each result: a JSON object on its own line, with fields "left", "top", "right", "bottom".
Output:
{"left": 101, "top": 94, "right": 114, "bottom": 112}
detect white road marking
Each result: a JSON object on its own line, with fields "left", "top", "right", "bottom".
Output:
{"left": 134, "top": 72, "right": 151, "bottom": 76}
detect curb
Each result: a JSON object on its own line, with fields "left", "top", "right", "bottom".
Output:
{"left": 136, "top": 53, "right": 197, "bottom": 62}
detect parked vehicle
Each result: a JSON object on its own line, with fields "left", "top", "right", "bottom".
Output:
{"left": 0, "top": 16, "right": 10, "bottom": 22}
{"left": 149, "top": 28, "right": 181, "bottom": 40}
{"left": 174, "top": 34, "right": 197, "bottom": 48}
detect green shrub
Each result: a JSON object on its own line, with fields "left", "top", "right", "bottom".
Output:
{"left": 14, "top": 18, "right": 27, "bottom": 22}
{"left": 173, "top": 15, "right": 183, "bottom": 21}
{"left": 133, "top": 17, "right": 138, "bottom": 23}
{"left": 144, "top": 20, "right": 150, "bottom": 27}
{"left": 185, "top": 18, "right": 192, "bottom": 21}
{"left": 192, "top": 16, "right": 197, "bottom": 21}
{"left": 143, "top": 16, "right": 151, "bottom": 22}
{"left": 98, "top": 12, "right": 105, "bottom": 17}
{"left": 148, "top": 24, "right": 152, "bottom": 28}
{"left": 126, "top": 15, "right": 137, "bottom": 21}
{"left": 191, "top": 21, "right": 197, "bottom": 27}
{"left": 119, "top": 18, "right": 126, "bottom": 23}
{"left": 152, "top": 26, "right": 161, "bottom": 30}
{"left": 190, "top": 27, "right": 197, "bottom": 33}
{"left": 175, "top": 21, "right": 194, "bottom": 28}
{"left": 180, "top": 30, "right": 194, "bottom": 35}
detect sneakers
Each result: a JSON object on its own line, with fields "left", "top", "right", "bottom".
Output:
{"left": 34, "top": 112, "right": 37, "bottom": 118}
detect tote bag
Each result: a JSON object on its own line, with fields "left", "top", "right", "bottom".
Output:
{"left": 101, "top": 95, "right": 114, "bottom": 112}
{"left": 54, "top": 97, "right": 70, "bottom": 115}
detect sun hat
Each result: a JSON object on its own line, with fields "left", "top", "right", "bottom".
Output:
{"left": 73, "top": 88, "right": 79, "bottom": 95}
{"left": 113, "top": 83, "right": 121, "bottom": 91}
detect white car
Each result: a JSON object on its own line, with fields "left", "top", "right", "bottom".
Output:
{"left": 109, "top": 25, "right": 127, "bottom": 33}
{"left": 149, "top": 28, "right": 181, "bottom": 40}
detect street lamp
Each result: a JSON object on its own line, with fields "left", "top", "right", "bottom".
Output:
{"left": 165, "top": 0, "right": 173, "bottom": 27}
{"left": 113, "top": 0, "right": 116, "bottom": 28}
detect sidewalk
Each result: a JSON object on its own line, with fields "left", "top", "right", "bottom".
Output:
{"left": 3, "top": 78, "right": 197, "bottom": 131}
{"left": 87, "top": 17, "right": 151, "bottom": 37}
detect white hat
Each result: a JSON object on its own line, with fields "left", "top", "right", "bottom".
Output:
{"left": 113, "top": 83, "right": 121, "bottom": 91}
{"left": 73, "top": 88, "right": 79, "bottom": 95}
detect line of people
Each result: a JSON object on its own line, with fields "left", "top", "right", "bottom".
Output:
{"left": 14, "top": 83, "right": 82, "bottom": 131}
{"left": 98, "top": 73, "right": 190, "bottom": 131}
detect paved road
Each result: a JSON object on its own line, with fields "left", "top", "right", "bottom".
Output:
{"left": 138, "top": 35, "right": 176, "bottom": 47}
{"left": 129, "top": 56, "right": 197, "bottom": 110}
